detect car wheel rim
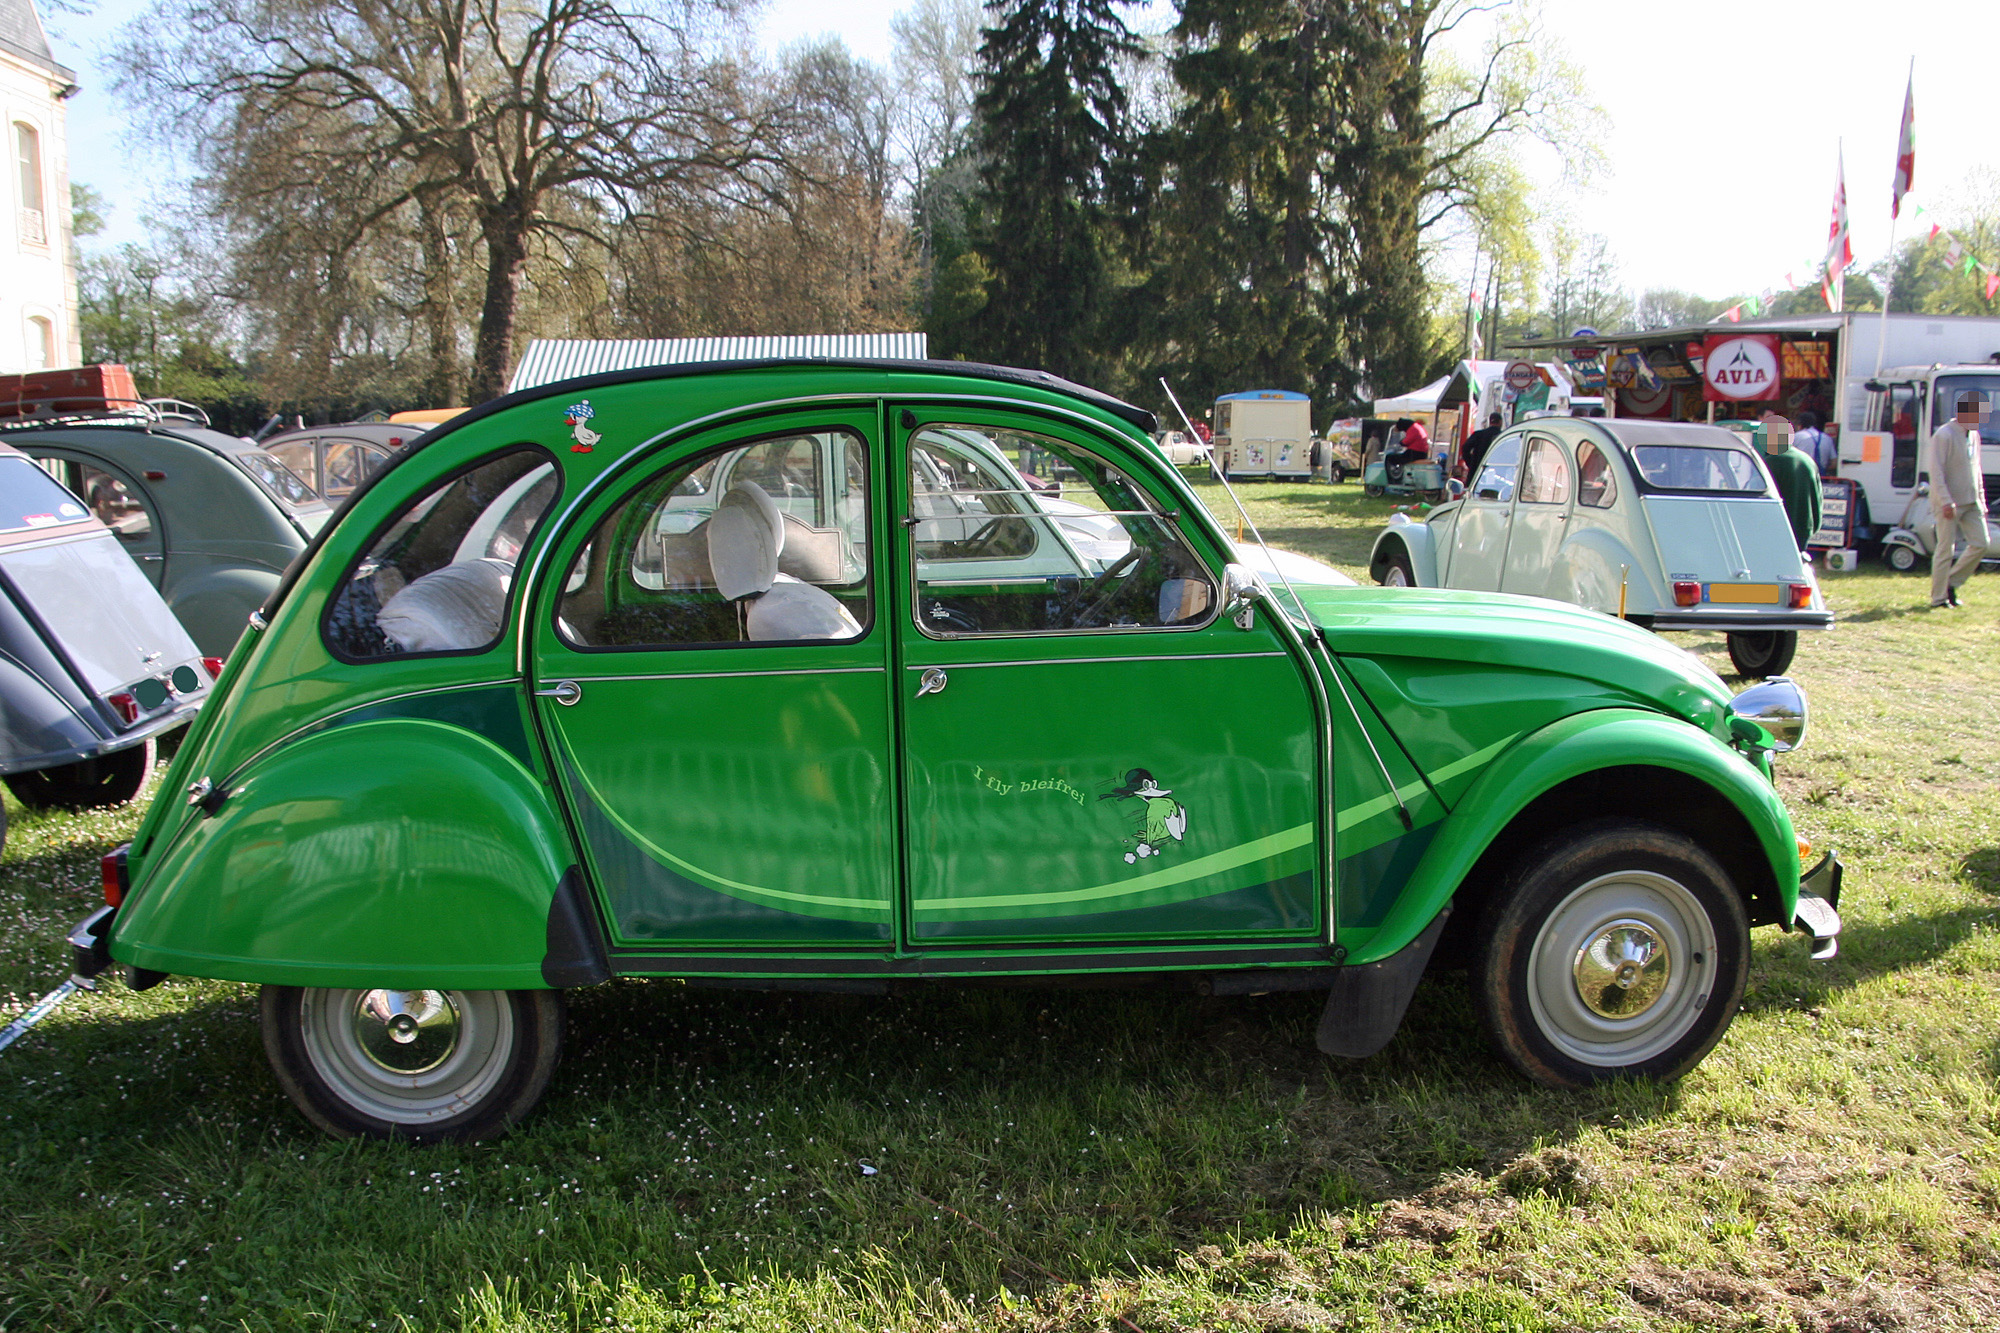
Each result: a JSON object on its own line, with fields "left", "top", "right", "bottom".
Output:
{"left": 1385, "top": 567, "right": 1410, "bottom": 587}
{"left": 1525, "top": 871, "right": 1717, "bottom": 1067}
{"left": 300, "top": 989, "right": 513, "bottom": 1125}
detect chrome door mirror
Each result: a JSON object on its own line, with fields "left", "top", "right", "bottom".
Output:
{"left": 1222, "top": 563, "right": 1262, "bottom": 629}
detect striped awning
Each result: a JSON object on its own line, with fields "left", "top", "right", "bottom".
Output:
{"left": 506, "top": 334, "right": 930, "bottom": 393}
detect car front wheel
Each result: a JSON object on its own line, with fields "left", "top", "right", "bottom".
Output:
{"left": 261, "top": 986, "right": 564, "bottom": 1141}
{"left": 1475, "top": 819, "right": 1749, "bottom": 1088}
{"left": 1726, "top": 630, "right": 1797, "bottom": 677}
{"left": 1885, "top": 544, "right": 1919, "bottom": 572}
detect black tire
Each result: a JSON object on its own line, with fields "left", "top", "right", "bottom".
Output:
{"left": 1377, "top": 551, "right": 1416, "bottom": 588}
{"left": 261, "top": 986, "right": 564, "bottom": 1142}
{"left": 1885, "top": 544, "right": 1919, "bottom": 573}
{"left": 1363, "top": 483, "right": 1386, "bottom": 499}
{"left": 1475, "top": 818, "right": 1749, "bottom": 1088}
{"left": 5, "top": 739, "right": 156, "bottom": 810}
{"left": 1423, "top": 488, "right": 1446, "bottom": 505}
{"left": 1726, "top": 630, "right": 1797, "bottom": 678}
{"left": 1330, "top": 464, "right": 1348, "bottom": 484}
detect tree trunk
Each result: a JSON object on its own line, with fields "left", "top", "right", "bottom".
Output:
{"left": 469, "top": 213, "right": 530, "bottom": 404}
{"left": 418, "top": 193, "right": 463, "bottom": 407}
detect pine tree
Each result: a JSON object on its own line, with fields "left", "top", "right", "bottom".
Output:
{"left": 959, "top": 0, "right": 1141, "bottom": 382}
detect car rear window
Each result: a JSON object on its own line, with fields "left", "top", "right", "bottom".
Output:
{"left": 234, "top": 450, "right": 321, "bottom": 506}
{"left": 0, "top": 455, "right": 92, "bottom": 532}
{"left": 1630, "top": 445, "right": 1766, "bottom": 494}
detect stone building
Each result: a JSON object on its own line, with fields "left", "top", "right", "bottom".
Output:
{"left": 0, "top": 0, "right": 77, "bottom": 374}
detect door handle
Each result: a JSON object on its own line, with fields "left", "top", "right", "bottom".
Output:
{"left": 534, "top": 680, "right": 582, "bottom": 706}
{"left": 915, "top": 667, "right": 947, "bottom": 699}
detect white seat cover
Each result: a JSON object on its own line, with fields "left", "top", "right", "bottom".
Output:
{"left": 706, "top": 482, "right": 783, "bottom": 601}
{"left": 376, "top": 557, "right": 512, "bottom": 652}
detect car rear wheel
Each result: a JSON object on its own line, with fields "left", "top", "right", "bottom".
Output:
{"left": 1726, "top": 630, "right": 1797, "bottom": 678}
{"left": 5, "top": 739, "right": 156, "bottom": 810}
{"left": 1378, "top": 552, "right": 1416, "bottom": 587}
{"left": 261, "top": 986, "right": 564, "bottom": 1142}
{"left": 1475, "top": 819, "right": 1748, "bottom": 1088}
{"left": 1363, "top": 483, "right": 1385, "bottom": 498}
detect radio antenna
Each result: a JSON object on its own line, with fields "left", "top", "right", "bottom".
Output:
{"left": 1158, "top": 377, "right": 1308, "bottom": 622}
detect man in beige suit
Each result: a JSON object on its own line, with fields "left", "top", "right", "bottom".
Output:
{"left": 1926, "top": 393, "right": 1991, "bottom": 608}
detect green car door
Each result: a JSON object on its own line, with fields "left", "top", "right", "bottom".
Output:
{"left": 892, "top": 409, "right": 1324, "bottom": 946}
{"left": 532, "top": 409, "right": 897, "bottom": 949}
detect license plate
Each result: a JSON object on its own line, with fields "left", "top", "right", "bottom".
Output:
{"left": 1706, "top": 583, "right": 1780, "bottom": 604}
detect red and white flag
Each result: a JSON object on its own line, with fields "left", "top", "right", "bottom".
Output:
{"left": 1824, "top": 148, "right": 1853, "bottom": 312}
{"left": 1892, "top": 69, "right": 1916, "bottom": 218}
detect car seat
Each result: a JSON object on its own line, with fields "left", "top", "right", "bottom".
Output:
{"left": 375, "top": 556, "right": 512, "bottom": 652}
{"left": 706, "top": 482, "right": 861, "bottom": 641}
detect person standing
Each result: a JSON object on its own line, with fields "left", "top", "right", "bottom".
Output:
{"left": 1795, "top": 410, "right": 1838, "bottom": 478}
{"left": 1924, "top": 393, "right": 1991, "bottom": 608}
{"left": 1758, "top": 416, "right": 1822, "bottom": 548}
{"left": 1461, "top": 412, "right": 1503, "bottom": 480}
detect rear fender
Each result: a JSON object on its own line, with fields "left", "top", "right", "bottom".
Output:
{"left": 112, "top": 716, "right": 583, "bottom": 989}
{"left": 1344, "top": 708, "right": 1797, "bottom": 963}
{"left": 1369, "top": 515, "right": 1439, "bottom": 585}
{"left": 1549, "top": 527, "right": 1653, "bottom": 616}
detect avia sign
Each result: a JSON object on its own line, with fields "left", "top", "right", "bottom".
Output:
{"left": 1701, "top": 334, "right": 1782, "bottom": 402}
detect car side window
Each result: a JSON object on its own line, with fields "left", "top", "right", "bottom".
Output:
{"left": 907, "top": 424, "right": 1215, "bottom": 636}
{"left": 1576, "top": 440, "right": 1616, "bottom": 509}
{"left": 323, "top": 448, "right": 558, "bottom": 660}
{"left": 559, "top": 430, "right": 869, "bottom": 649}
{"left": 1471, "top": 435, "right": 1521, "bottom": 503}
{"left": 1518, "top": 438, "right": 1571, "bottom": 505}
{"left": 267, "top": 440, "right": 319, "bottom": 495}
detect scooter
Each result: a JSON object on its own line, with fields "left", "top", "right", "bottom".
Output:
{"left": 1360, "top": 443, "right": 1450, "bottom": 503}
{"left": 1881, "top": 481, "right": 2000, "bottom": 571}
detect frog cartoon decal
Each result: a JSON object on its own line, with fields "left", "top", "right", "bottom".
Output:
{"left": 1101, "top": 768, "right": 1188, "bottom": 864}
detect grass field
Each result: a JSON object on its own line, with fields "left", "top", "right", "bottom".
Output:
{"left": 3, "top": 480, "right": 1997, "bottom": 1332}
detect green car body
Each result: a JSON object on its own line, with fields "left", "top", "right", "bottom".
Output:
{"left": 74, "top": 360, "right": 1842, "bottom": 1139}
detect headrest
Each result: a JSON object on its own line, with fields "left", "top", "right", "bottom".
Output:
{"left": 707, "top": 481, "right": 785, "bottom": 600}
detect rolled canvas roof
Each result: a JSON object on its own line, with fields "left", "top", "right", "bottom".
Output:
{"left": 508, "top": 335, "right": 929, "bottom": 393}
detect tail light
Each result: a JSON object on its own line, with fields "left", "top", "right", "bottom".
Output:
{"left": 101, "top": 843, "right": 130, "bottom": 907}
{"left": 201, "top": 657, "right": 225, "bottom": 679}
{"left": 107, "top": 692, "right": 140, "bottom": 724}
{"left": 1786, "top": 583, "right": 1812, "bottom": 608}
{"left": 1672, "top": 581, "right": 1702, "bottom": 607}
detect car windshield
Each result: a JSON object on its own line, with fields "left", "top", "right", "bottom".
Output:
{"left": 1630, "top": 445, "right": 1766, "bottom": 494}
{"left": 0, "top": 455, "right": 91, "bottom": 532}
{"left": 233, "top": 450, "right": 321, "bottom": 507}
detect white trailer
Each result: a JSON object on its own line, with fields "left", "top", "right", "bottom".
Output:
{"left": 1212, "top": 390, "right": 1312, "bottom": 479}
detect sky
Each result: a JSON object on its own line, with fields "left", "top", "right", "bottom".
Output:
{"left": 44, "top": 0, "right": 2000, "bottom": 309}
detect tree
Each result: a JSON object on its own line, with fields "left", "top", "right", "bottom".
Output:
{"left": 119, "top": 0, "right": 797, "bottom": 402}
{"left": 958, "top": 0, "right": 1142, "bottom": 381}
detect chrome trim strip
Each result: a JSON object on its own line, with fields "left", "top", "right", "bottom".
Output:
{"left": 903, "top": 651, "right": 1286, "bottom": 670}
{"left": 565, "top": 666, "right": 885, "bottom": 684}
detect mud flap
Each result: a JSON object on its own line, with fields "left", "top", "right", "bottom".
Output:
{"left": 1316, "top": 903, "right": 1451, "bottom": 1059}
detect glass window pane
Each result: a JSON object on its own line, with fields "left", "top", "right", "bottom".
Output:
{"left": 1576, "top": 441, "right": 1616, "bottom": 509}
{"left": 1471, "top": 435, "right": 1521, "bottom": 503}
{"left": 1631, "top": 446, "right": 1764, "bottom": 493}
{"left": 561, "top": 430, "right": 869, "bottom": 649}
{"left": 907, "top": 425, "right": 1215, "bottom": 635}
{"left": 0, "top": 455, "right": 89, "bottom": 531}
{"left": 266, "top": 441, "right": 319, "bottom": 494}
{"left": 324, "top": 448, "right": 557, "bottom": 659}
{"left": 1518, "top": 438, "right": 1570, "bottom": 505}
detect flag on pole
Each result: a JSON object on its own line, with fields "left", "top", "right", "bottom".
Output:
{"left": 1823, "top": 148, "right": 1852, "bottom": 312}
{"left": 1987, "top": 271, "right": 2000, "bottom": 302}
{"left": 1892, "top": 67, "right": 1916, "bottom": 218}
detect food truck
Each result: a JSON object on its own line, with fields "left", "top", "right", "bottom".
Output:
{"left": 1510, "top": 313, "right": 2000, "bottom": 548}
{"left": 1212, "top": 390, "right": 1313, "bottom": 479}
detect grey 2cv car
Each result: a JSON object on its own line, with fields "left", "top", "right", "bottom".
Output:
{"left": 0, "top": 441, "right": 212, "bottom": 832}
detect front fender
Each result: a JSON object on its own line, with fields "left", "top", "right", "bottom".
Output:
{"left": 112, "top": 717, "right": 576, "bottom": 989}
{"left": 1369, "top": 515, "right": 1439, "bottom": 585}
{"left": 1347, "top": 708, "right": 1797, "bottom": 963}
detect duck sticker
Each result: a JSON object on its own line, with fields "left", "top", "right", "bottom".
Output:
{"left": 1101, "top": 768, "right": 1188, "bottom": 863}
{"left": 564, "top": 399, "right": 600, "bottom": 453}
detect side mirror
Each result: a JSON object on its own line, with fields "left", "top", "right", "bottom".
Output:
{"left": 1447, "top": 478, "right": 1465, "bottom": 499}
{"left": 1222, "top": 563, "right": 1262, "bottom": 629}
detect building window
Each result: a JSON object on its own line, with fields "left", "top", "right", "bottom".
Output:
{"left": 15, "top": 124, "right": 45, "bottom": 245}
{"left": 26, "top": 317, "right": 53, "bottom": 370}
